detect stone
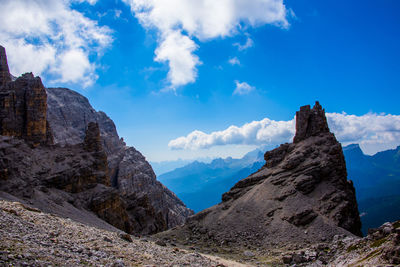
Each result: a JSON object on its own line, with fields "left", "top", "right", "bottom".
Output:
{"left": 155, "top": 240, "right": 167, "bottom": 247}
{"left": 243, "top": 250, "right": 255, "bottom": 257}
{"left": 282, "top": 255, "right": 292, "bottom": 264}
{"left": 119, "top": 233, "right": 132, "bottom": 242}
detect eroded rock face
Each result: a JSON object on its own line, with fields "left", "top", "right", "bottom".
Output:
{"left": 0, "top": 46, "right": 191, "bottom": 235}
{"left": 157, "top": 101, "right": 362, "bottom": 249}
{"left": 0, "top": 46, "right": 11, "bottom": 85}
{"left": 46, "top": 81, "right": 192, "bottom": 234}
{"left": 0, "top": 49, "right": 53, "bottom": 147}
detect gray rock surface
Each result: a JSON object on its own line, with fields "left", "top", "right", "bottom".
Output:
{"left": 46, "top": 87, "right": 193, "bottom": 233}
{"left": 157, "top": 102, "right": 362, "bottom": 251}
{"left": 0, "top": 200, "right": 225, "bottom": 267}
{"left": 0, "top": 46, "right": 192, "bottom": 236}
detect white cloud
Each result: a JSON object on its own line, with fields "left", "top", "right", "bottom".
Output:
{"left": 155, "top": 30, "right": 201, "bottom": 88}
{"left": 168, "top": 112, "right": 400, "bottom": 155}
{"left": 233, "top": 80, "right": 255, "bottom": 95}
{"left": 228, "top": 57, "right": 241, "bottom": 66}
{"left": 233, "top": 35, "right": 254, "bottom": 51}
{"left": 0, "top": 0, "right": 112, "bottom": 87}
{"left": 123, "top": 0, "right": 289, "bottom": 88}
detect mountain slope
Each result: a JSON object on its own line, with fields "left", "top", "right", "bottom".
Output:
{"left": 0, "top": 45, "right": 192, "bottom": 235}
{"left": 157, "top": 102, "right": 362, "bottom": 252}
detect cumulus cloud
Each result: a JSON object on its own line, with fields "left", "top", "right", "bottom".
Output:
{"left": 0, "top": 0, "right": 112, "bottom": 87}
{"left": 233, "top": 80, "right": 255, "bottom": 95}
{"left": 168, "top": 112, "right": 400, "bottom": 155}
{"left": 228, "top": 57, "right": 241, "bottom": 66}
{"left": 168, "top": 118, "right": 294, "bottom": 150}
{"left": 123, "top": 0, "right": 289, "bottom": 88}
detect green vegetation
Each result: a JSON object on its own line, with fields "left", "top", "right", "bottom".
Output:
{"left": 346, "top": 244, "right": 359, "bottom": 252}
{"left": 371, "top": 238, "right": 387, "bottom": 248}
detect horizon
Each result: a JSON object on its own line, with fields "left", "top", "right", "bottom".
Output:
{"left": 1, "top": 0, "right": 399, "bottom": 162}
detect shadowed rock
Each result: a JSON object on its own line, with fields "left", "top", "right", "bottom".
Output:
{"left": 294, "top": 101, "right": 330, "bottom": 143}
{"left": 46, "top": 87, "right": 193, "bottom": 234}
{"left": 0, "top": 51, "right": 53, "bottom": 146}
{"left": 0, "top": 46, "right": 11, "bottom": 85}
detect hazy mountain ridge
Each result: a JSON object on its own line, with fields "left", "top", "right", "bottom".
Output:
{"left": 158, "top": 149, "right": 265, "bottom": 212}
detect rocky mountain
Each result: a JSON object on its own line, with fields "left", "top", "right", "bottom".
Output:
{"left": 46, "top": 86, "right": 193, "bottom": 233}
{"left": 0, "top": 45, "right": 192, "bottom": 236}
{"left": 157, "top": 102, "right": 362, "bottom": 252}
{"left": 158, "top": 149, "right": 265, "bottom": 212}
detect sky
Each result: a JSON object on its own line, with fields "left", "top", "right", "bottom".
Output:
{"left": 1, "top": 0, "right": 400, "bottom": 162}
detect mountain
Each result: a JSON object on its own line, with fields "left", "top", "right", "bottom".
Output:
{"left": 150, "top": 157, "right": 214, "bottom": 176}
{"left": 158, "top": 149, "right": 265, "bottom": 212}
{"left": 343, "top": 143, "right": 400, "bottom": 234}
{"left": 0, "top": 45, "right": 192, "bottom": 235}
{"left": 157, "top": 102, "right": 362, "bottom": 254}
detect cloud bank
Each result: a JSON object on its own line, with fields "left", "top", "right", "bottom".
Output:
{"left": 168, "top": 113, "right": 400, "bottom": 155}
{"left": 123, "top": 0, "right": 288, "bottom": 89}
{"left": 0, "top": 0, "right": 112, "bottom": 87}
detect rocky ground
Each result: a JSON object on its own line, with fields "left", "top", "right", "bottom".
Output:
{"left": 0, "top": 200, "right": 244, "bottom": 267}
{"left": 2, "top": 199, "right": 399, "bottom": 267}
{"left": 156, "top": 220, "right": 400, "bottom": 266}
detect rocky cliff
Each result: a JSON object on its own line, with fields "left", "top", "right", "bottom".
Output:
{"left": 157, "top": 102, "right": 362, "bottom": 252}
{"left": 46, "top": 86, "right": 193, "bottom": 234}
{"left": 0, "top": 47, "right": 53, "bottom": 147}
{"left": 0, "top": 45, "right": 192, "bottom": 235}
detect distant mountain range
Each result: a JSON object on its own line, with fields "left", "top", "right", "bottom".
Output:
{"left": 158, "top": 148, "right": 265, "bottom": 212}
{"left": 343, "top": 144, "right": 400, "bottom": 234}
{"left": 157, "top": 143, "right": 400, "bottom": 235}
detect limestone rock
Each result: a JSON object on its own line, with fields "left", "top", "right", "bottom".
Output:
{"left": 46, "top": 87, "right": 193, "bottom": 234}
{"left": 293, "top": 101, "right": 329, "bottom": 143}
{"left": 0, "top": 46, "right": 190, "bottom": 235}
{"left": 157, "top": 102, "right": 362, "bottom": 249}
{"left": 0, "top": 52, "right": 53, "bottom": 146}
{"left": 0, "top": 46, "right": 11, "bottom": 85}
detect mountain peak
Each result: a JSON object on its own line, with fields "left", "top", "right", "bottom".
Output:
{"left": 0, "top": 45, "right": 11, "bottom": 85}
{"left": 293, "top": 101, "right": 330, "bottom": 143}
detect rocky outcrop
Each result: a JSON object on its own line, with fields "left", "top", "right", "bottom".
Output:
{"left": 0, "top": 46, "right": 53, "bottom": 147}
{"left": 0, "top": 46, "right": 11, "bottom": 85}
{"left": 0, "top": 46, "right": 191, "bottom": 236}
{"left": 157, "top": 102, "right": 362, "bottom": 250}
{"left": 46, "top": 87, "right": 193, "bottom": 234}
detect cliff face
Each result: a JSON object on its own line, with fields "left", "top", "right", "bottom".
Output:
{"left": 158, "top": 102, "right": 362, "bottom": 249}
{"left": 0, "top": 45, "right": 192, "bottom": 235}
{"left": 46, "top": 87, "right": 193, "bottom": 234}
{"left": 0, "top": 47, "right": 53, "bottom": 146}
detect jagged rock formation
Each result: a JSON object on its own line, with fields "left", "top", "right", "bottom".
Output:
{"left": 0, "top": 47, "right": 53, "bottom": 146}
{"left": 0, "top": 46, "right": 11, "bottom": 85}
{"left": 157, "top": 102, "right": 362, "bottom": 250}
{"left": 0, "top": 45, "right": 192, "bottom": 235}
{"left": 46, "top": 87, "right": 193, "bottom": 234}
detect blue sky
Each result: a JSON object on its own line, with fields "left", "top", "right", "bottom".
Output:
{"left": 1, "top": 0, "right": 400, "bottom": 161}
